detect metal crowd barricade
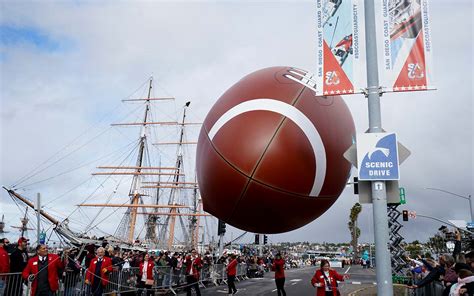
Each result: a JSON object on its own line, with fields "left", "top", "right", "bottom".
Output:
{"left": 413, "top": 281, "right": 445, "bottom": 296}
{"left": 199, "top": 264, "right": 211, "bottom": 288}
{"left": 213, "top": 263, "right": 227, "bottom": 286}
{"left": 61, "top": 269, "right": 85, "bottom": 296}
{"left": 113, "top": 267, "right": 139, "bottom": 295}
{"left": 236, "top": 263, "right": 247, "bottom": 281}
{"left": 1, "top": 262, "right": 270, "bottom": 296}
{"left": 154, "top": 265, "right": 175, "bottom": 290}
{"left": 1, "top": 272, "right": 26, "bottom": 296}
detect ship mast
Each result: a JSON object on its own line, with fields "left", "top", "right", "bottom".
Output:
{"left": 127, "top": 78, "right": 153, "bottom": 243}
{"left": 161, "top": 102, "right": 189, "bottom": 249}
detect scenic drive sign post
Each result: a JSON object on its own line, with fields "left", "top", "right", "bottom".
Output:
{"left": 357, "top": 132, "right": 400, "bottom": 181}
{"left": 317, "top": 0, "right": 434, "bottom": 294}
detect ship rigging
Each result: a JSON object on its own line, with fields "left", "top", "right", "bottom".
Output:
{"left": 3, "top": 77, "right": 211, "bottom": 251}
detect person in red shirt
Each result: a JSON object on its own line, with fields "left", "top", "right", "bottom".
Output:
{"left": 226, "top": 254, "right": 238, "bottom": 295}
{"left": 272, "top": 253, "right": 286, "bottom": 296}
{"left": 22, "top": 244, "right": 64, "bottom": 296}
{"left": 0, "top": 238, "right": 10, "bottom": 294}
{"left": 311, "top": 259, "right": 348, "bottom": 296}
{"left": 184, "top": 249, "right": 202, "bottom": 296}
{"left": 0, "top": 238, "right": 10, "bottom": 273}
{"left": 85, "top": 247, "right": 113, "bottom": 296}
{"left": 138, "top": 253, "right": 154, "bottom": 296}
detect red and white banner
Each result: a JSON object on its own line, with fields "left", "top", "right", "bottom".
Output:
{"left": 315, "top": 0, "right": 367, "bottom": 96}
{"left": 375, "top": 0, "right": 435, "bottom": 92}
{"left": 315, "top": 0, "right": 434, "bottom": 96}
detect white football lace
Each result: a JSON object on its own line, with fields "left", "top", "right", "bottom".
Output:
{"left": 284, "top": 68, "right": 318, "bottom": 94}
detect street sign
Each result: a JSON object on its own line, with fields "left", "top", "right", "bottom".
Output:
{"left": 39, "top": 231, "right": 46, "bottom": 244}
{"left": 467, "top": 222, "right": 474, "bottom": 229}
{"left": 399, "top": 187, "right": 406, "bottom": 204}
{"left": 357, "top": 133, "right": 400, "bottom": 181}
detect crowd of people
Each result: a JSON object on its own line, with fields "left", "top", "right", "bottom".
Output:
{"left": 0, "top": 236, "right": 312, "bottom": 296}
{"left": 406, "top": 230, "right": 474, "bottom": 296}
{"left": 3, "top": 232, "right": 472, "bottom": 296}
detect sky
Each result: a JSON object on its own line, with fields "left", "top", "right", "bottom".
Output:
{"left": 0, "top": 0, "right": 472, "bottom": 247}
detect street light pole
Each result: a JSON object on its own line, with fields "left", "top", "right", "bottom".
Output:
{"left": 363, "top": 1, "right": 393, "bottom": 294}
{"left": 425, "top": 188, "right": 473, "bottom": 222}
{"left": 415, "top": 214, "right": 474, "bottom": 235}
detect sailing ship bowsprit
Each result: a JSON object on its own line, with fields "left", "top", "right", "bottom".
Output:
{"left": 4, "top": 77, "right": 211, "bottom": 251}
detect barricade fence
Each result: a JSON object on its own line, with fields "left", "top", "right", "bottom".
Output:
{"left": 0, "top": 263, "right": 251, "bottom": 296}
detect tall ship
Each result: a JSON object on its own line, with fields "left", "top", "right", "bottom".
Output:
{"left": 3, "top": 77, "right": 213, "bottom": 251}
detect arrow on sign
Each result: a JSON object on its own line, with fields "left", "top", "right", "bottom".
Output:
{"left": 374, "top": 182, "right": 384, "bottom": 191}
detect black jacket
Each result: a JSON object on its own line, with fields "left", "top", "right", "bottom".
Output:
{"left": 9, "top": 248, "right": 29, "bottom": 272}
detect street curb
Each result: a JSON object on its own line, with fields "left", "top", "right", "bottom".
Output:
{"left": 347, "top": 283, "right": 409, "bottom": 296}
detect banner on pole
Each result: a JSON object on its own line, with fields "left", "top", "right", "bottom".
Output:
{"left": 315, "top": 0, "right": 367, "bottom": 96}
{"left": 375, "top": 0, "right": 435, "bottom": 92}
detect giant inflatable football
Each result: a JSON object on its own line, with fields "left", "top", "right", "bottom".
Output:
{"left": 196, "top": 66, "right": 355, "bottom": 233}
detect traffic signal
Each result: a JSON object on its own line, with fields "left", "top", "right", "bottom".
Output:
{"left": 217, "top": 220, "right": 226, "bottom": 235}
{"left": 353, "top": 177, "right": 359, "bottom": 194}
{"left": 402, "top": 210, "right": 408, "bottom": 221}
{"left": 263, "top": 235, "right": 268, "bottom": 245}
{"left": 255, "top": 234, "right": 260, "bottom": 245}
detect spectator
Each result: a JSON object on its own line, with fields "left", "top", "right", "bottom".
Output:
{"left": 138, "top": 253, "right": 154, "bottom": 296}
{"left": 443, "top": 255, "right": 458, "bottom": 296}
{"left": 169, "top": 252, "right": 179, "bottom": 286}
{"left": 85, "top": 247, "right": 113, "bottom": 296}
{"left": 226, "top": 254, "right": 238, "bottom": 295}
{"left": 63, "top": 248, "right": 81, "bottom": 296}
{"left": 111, "top": 249, "right": 124, "bottom": 271}
{"left": 272, "top": 253, "right": 286, "bottom": 296}
{"left": 22, "top": 244, "right": 64, "bottom": 296}
{"left": 0, "top": 238, "right": 10, "bottom": 295}
{"left": 84, "top": 244, "right": 96, "bottom": 269}
{"left": 465, "top": 251, "right": 474, "bottom": 273}
{"left": 409, "top": 257, "right": 445, "bottom": 290}
{"left": 185, "top": 249, "right": 202, "bottom": 296}
{"left": 449, "top": 269, "right": 474, "bottom": 296}
{"left": 0, "top": 238, "right": 10, "bottom": 273}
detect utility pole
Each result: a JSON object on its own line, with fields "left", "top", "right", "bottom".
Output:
{"left": 218, "top": 234, "right": 224, "bottom": 258}
{"left": 364, "top": 0, "right": 394, "bottom": 294}
{"left": 36, "top": 193, "right": 41, "bottom": 246}
{"left": 415, "top": 214, "right": 474, "bottom": 235}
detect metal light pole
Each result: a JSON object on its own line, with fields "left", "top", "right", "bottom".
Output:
{"left": 416, "top": 214, "right": 474, "bottom": 235}
{"left": 425, "top": 188, "right": 473, "bottom": 222}
{"left": 364, "top": 0, "right": 394, "bottom": 294}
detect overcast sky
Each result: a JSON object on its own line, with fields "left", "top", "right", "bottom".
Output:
{"left": 0, "top": 0, "right": 472, "bottom": 246}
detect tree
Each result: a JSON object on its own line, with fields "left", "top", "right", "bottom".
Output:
{"left": 405, "top": 242, "right": 423, "bottom": 257}
{"left": 426, "top": 234, "right": 447, "bottom": 255}
{"left": 348, "top": 203, "right": 362, "bottom": 262}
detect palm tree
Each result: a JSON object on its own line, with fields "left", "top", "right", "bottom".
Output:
{"left": 348, "top": 203, "right": 362, "bottom": 262}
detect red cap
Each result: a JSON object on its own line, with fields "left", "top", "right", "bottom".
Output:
{"left": 18, "top": 237, "right": 29, "bottom": 244}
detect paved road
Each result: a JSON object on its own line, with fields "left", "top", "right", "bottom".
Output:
{"left": 181, "top": 265, "right": 376, "bottom": 296}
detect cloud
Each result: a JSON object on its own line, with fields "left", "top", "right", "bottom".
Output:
{"left": 0, "top": 25, "right": 72, "bottom": 53}
{"left": 0, "top": 1, "right": 472, "bottom": 246}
